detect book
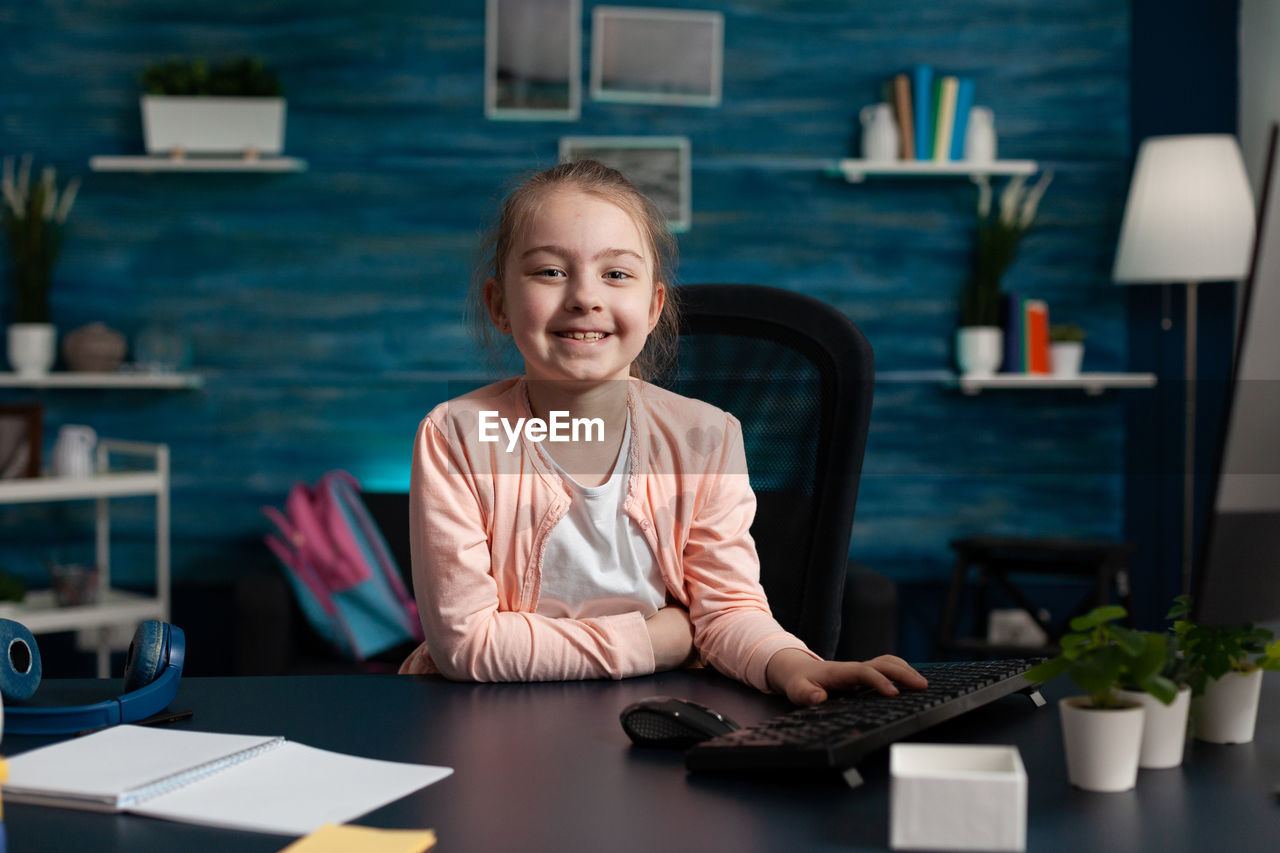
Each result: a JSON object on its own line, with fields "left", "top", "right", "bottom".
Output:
{"left": 1023, "top": 299, "right": 1050, "bottom": 374}
{"left": 912, "top": 64, "right": 933, "bottom": 162}
{"left": 950, "top": 78, "right": 976, "bottom": 161}
{"left": 2, "top": 725, "right": 453, "bottom": 836}
{"left": 892, "top": 73, "right": 915, "bottom": 160}
{"left": 1000, "top": 292, "right": 1023, "bottom": 373}
{"left": 933, "top": 76, "right": 959, "bottom": 161}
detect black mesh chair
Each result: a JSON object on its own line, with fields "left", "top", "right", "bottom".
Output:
{"left": 660, "top": 284, "right": 876, "bottom": 659}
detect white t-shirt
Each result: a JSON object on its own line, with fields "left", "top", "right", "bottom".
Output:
{"left": 535, "top": 414, "right": 667, "bottom": 620}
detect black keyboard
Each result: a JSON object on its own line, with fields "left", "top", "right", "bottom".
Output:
{"left": 685, "top": 658, "right": 1045, "bottom": 785}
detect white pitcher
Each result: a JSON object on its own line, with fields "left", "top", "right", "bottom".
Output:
{"left": 860, "top": 102, "right": 900, "bottom": 162}
{"left": 53, "top": 425, "right": 97, "bottom": 478}
{"left": 964, "top": 106, "right": 997, "bottom": 162}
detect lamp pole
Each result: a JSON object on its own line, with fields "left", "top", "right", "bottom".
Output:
{"left": 1182, "top": 280, "right": 1199, "bottom": 599}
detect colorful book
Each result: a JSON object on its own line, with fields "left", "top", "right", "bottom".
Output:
{"left": 1001, "top": 292, "right": 1023, "bottom": 373}
{"left": 892, "top": 73, "right": 915, "bottom": 160}
{"left": 933, "top": 76, "right": 959, "bottom": 161}
{"left": 949, "top": 77, "right": 976, "bottom": 161}
{"left": 1023, "top": 299, "right": 1050, "bottom": 374}
{"left": 912, "top": 64, "right": 933, "bottom": 162}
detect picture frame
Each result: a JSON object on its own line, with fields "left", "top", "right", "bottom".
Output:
{"left": 590, "top": 7, "right": 724, "bottom": 107}
{"left": 0, "top": 403, "right": 43, "bottom": 479}
{"left": 559, "top": 136, "right": 692, "bottom": 233}
{"left": 486, "top": 0, "right": 581, "bottom": 121}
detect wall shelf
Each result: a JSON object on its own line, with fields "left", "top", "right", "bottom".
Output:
{"left": 89, "top": 155, "right": 307, "bottom": 173}
{"left": 0, "top": 371, "right": 204, "bottom": 389}
{"left": 830, "top": 158, "right": 1038, "bottom": 183}
{"left": 952, "top": 372, "right": 1158, "bottom": 396}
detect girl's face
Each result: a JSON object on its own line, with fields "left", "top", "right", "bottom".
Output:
{"left": 485, "top": 188, "right": 665, "bottom": 386}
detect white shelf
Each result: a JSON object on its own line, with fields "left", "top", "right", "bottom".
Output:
{"left": 0, "top": 370, "right": 203, "bottom": 389}
{"left": 89, "top": 155, "right": 307, "bottom": 173}
{"left": 0, "top": 471, "right": 164, "bottom": 503}
{"left": 832, "top": 158, "right": 1038, "bottom": 183}
{"left": 0, "top": 589, "right": 165, "bottom": 634}
{"left": 953, "top": 372, "right": 1158, "bottom": 396}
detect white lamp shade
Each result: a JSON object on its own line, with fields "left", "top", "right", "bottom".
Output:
{"left": 1113, "top": 134, "right": 1256, "bottom": 284}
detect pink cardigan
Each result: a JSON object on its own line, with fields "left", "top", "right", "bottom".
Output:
{"left": 398, "top": 377, "right": 816, "bottom": 691}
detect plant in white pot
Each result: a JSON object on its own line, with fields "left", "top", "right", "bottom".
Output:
{"left": 957, "top": 171, "right": 1053, "bottom": 376}
{"left": 2, "top": 154, "right": 80, "bottom": 377}
{"left": 1026, "top": 605, "right": 1177, "bottom": 792}
{"left": 140, "top": 57, "right": 285, "bottom": 159}
{"left": 1115, "top": 596, "right": 1195, "bottom": 769}
{"left": 1049, "top": 323, "right": 1086, "bottom": 377}
{"left": 1173, "top": 598, "right": 1279, "bottom": 745}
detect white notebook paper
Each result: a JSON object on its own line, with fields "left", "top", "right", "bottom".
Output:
{"left": 3, "top": 725, "right": 453, "bottom": 836}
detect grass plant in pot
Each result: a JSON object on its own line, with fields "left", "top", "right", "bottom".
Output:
{"left": 140, "top": 57, "right": 285, "bottom": 159}
{"left": 957, "top": 172, "right": 1053, "bottom": 376}
{"left": 1026, "top": 605, "right": 1177, "bottom": 792}
{"left": 2, "top": 155, "right": 79, "bottom": 377}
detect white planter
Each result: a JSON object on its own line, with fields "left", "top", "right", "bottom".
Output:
{"left": 1058, "top": 696, "right": 1144, "bottom": 792}
{"left": 141, "top": 95, "right": 286, "bottom": 156}
{"left": 1050, "top": 341, "right": 1085, "bottom": 377}
{"left": 1193, "top": 669, "right": 1263, "bottom": 744}
{"left": 6, "top": 323, "right": 57, "bottom": 377}
{"left": 1116, "top": 685, "right": 1191, "bottom": 769}
{"left": 956, "top": 326, "right": 1004, "bottom": 377}
{"left": 890, "top": 743, "right": 1027, "bottom": 852}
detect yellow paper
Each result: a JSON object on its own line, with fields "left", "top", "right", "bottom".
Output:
{"left": 0, "top": 755, "right": 8, "bottom": 820}
{"left": 277, "top": 824, "right": 436, "bottom": 853}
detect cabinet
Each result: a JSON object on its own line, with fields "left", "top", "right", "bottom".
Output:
{"left": 0, "top": 440, "right": 169, "bottom": 677}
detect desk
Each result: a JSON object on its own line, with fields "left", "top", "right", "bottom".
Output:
{"left": 3, "top": 671, "right": 1277, "bottom": 852}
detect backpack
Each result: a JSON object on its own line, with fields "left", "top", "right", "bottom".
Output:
{"left": 263, "top": 470, "right": 423, "bottom": 662}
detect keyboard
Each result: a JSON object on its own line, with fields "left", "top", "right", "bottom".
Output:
{"left": 685, "top": 658, "right": 1045, "bottom": 785}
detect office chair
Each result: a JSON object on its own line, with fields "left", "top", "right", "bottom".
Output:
{"left": 660, "top": 284, "right": 876, "bottom": 659}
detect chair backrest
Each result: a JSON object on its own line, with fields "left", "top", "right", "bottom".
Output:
{"left": 660, "top": 284, "right": 875, "bottom": 658}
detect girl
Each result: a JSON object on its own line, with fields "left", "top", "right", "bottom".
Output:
{"left": 399, "top": 160, "right": 925, "bottom": 706}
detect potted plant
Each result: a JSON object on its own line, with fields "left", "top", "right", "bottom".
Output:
{"left": 139, "top": 57, "right": 286, "bottom": 159}
{"left": 2, "top": 154, "right": 80, "bottom": 377}
{"left": 1172, "top": 596, "right": 1279, "bottom": 744}
{"left": 1115, "top": 597, "right": 1194, "bottom": 769}
{"left": 1026, "top": 605, "right": 1176, "bottom": 792}
{"left": 1049, "top": 323, "right": 1086, "bottom": 378}
{"left": 957, "top": 171, "right": 1053, "bottom": 376}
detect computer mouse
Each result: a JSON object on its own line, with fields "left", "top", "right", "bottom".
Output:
{"left": 620, "top": 696, "right": 740, "bottom": 748}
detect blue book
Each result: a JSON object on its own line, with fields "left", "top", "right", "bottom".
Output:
{"left": 1000, "top": 292, "right": 1022, "bottom": 373}
{"left": 950, "top": 78, "right": 976, "bottom": 161}
{"left": 912, "top": 64, "right": 933, "bottom": 162}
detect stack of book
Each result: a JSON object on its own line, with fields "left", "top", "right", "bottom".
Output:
{"left": 888, "top": 65, "right": 976, "bottom": 162}
{"left": 1000, "top": 294, "right": 1051, "bottom": 374}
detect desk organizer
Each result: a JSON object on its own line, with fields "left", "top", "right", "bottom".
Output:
{"left": 889, "top": 743, "right": 1026, "bottom": 852}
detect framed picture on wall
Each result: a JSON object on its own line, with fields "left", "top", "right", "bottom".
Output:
{"left": 486, "top": 0, "right": 581, "bottom": 120}
{"left": 590, "top": 7, "right": 723, "bottom": 107}
{"left": 560, "top": 136, "right": 692, "bottom": 233}
{"left": 0, "top": 403, "right": 43, "bottom": 479}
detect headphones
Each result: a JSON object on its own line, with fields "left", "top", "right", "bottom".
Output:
{"left": 2, "top": 619, "right": 185, "bottom": 736}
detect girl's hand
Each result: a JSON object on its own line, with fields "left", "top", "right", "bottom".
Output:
{"left": 645, "top": 606, "right": 695, "bottom": 671}
{"left": 765, "top": 649, "right": 928, "bottom": 706}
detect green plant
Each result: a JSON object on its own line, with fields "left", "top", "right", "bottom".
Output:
{"left": 1169, "top": 594, "right": 1280, "bottom": 694}
{"left": 141, "top": 57, "right": 283, "bottom": 97}
{"left": 1026, "top": 605, "right": 1177, "bottom": 708}
{"left": 1049, "top": 323, "right": 1086, "bottom": 344}
{"left": 960, "top": 171, "right": 1054, "bottom": 327}
{"left": 2, "top": 154, "right": 80, "bottom": 324}
{"left": 0, "top": 570, "right": 25, "bottom": 603}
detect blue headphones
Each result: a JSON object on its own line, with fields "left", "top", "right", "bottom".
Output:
{"left": 2, "top": 619, "right": 185, "bottom": 736}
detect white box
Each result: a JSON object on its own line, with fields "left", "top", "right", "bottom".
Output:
{"left": 890, "top": 743, "right": 1027, "bottom": 852}
{"left": 141, "top": 96, "right": 286, "bottom": 156}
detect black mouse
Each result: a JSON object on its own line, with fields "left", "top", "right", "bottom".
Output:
{"left": 620, "top": 696, "right": 740, "bottom": 748}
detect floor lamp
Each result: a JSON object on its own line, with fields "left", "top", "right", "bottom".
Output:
{"left": 1112, "top": 135, "right": 1256, "bottom": 598}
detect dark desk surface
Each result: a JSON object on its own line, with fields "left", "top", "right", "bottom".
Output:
{"left": 2, "top": 670, "right": 1277, "bottom": 852}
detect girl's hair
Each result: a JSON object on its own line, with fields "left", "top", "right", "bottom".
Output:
{"left": 470, "top": 159, "right": 680, "bottom": 381}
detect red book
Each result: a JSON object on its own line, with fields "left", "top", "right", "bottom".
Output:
{"left": 1023, "top": 300, "right": 1050, "bottom": 374}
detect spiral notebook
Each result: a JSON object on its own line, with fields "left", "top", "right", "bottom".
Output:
{"left": 2, "top": 725, "right": 453, "bottom": 836}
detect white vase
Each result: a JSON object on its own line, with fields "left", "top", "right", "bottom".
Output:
{"left": 1050, "top": 342, "right": 1084, "bottom": 377}
{"left": 1058, "top": 696, "right": 1145, "bottom": 792}
{"left": 956, "top": 326, "right": 1004, "bottom": 377}
{"left": 1116, "top": 685, "right": 1191, "bottom": 769}
{"left": 964, "top": 106, "right": 998, "bottom": 162}
{"left": 1193, "top": 669, "right": 1263, "bottom": 744}
{"left": 6, "top": 323, "right": 57, "bottom": 377}
{"left": 141, "top": 95, "right": 286, "bottom": 156}
{"left": 860, "top": 102, "right": 900, "bottom": 162}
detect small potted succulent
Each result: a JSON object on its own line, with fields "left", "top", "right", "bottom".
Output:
{"left": 1049, "top": 323, "right": 1086, "bottom": 377}
{"left": 1026, "top": 605, "right": 1176, "bottom": 792}
{"left": 2, "top": 154, "right": 80, "bottom": 376}
{"left": 139, "top": 57, "right": 286, "bottom": 158}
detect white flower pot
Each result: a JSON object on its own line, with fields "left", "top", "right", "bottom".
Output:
{"left": 6, "top": 323, "right": 57, "bottom": 377}
{"left": 141, "top": 95, "right": 286, "bottom": 156}
{"left": 956, "top": 326, "right": 1004, "bottom": 377}
{"left": 1116, "top": 685, "right": 1191, "bottom": 769}
{"left": 1193, "top": 669, "right": 1263, "bottom": 744}
{"left": 1050, "top": 342, "right": 1084, "bottom": 377}
{"left": 1058, "top": 696, "right": 1144, "bottom": 792}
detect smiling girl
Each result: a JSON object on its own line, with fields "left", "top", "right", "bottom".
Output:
{"left": 399, "top": 160, "right": 924, "bottom": 705}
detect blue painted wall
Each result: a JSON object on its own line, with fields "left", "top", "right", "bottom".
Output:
{"left": 1, "top": 1, "right": 1171, "bottom": 651}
